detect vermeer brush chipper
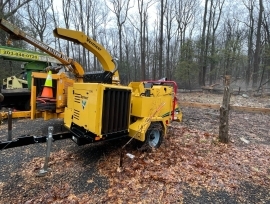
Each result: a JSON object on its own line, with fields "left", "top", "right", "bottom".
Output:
{"left": 0, "top": 18, "right": 182, "bottom": 151}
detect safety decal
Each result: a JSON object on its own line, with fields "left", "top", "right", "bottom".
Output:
{"left": 82, "top": 100, "right": 87, "bottom": 109}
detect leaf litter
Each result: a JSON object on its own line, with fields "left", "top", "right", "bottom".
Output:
{"left": 0, "top": 93, "right": 269, "bottom": 203}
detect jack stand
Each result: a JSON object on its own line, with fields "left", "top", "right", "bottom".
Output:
{"left": 38, "top": 126, "right": 53, "bottom": 176}
{"left": 7, "top": 108, "right": 12, "bottom": 141}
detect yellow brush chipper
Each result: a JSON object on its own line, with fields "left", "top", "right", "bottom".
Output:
{"left": 0, "top": 18, "right": 182, "bottom": 155}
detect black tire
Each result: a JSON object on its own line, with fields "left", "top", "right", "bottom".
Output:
{"left": 145, "top": 122, "right": 164, "bottom": 148}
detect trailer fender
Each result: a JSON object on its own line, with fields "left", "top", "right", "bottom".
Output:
{"left": 129, "top": 117, "right": 151, "bottom": 142}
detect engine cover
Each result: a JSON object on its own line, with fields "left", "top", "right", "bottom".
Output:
{"left": 64, "top": 83, "right": 131, "bottom": 139}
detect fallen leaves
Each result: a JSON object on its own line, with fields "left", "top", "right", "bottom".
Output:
{"left": 21, "top": 149, "right": 77, "bottom": 177}
{"left": 0, "top": 91, "right": 270, "bottom": 203}
{"left": 95, "top": 124, "right": 270, "bottom": 202}
{"left": 24, "top": 183, "right": 81, "bottom": 204}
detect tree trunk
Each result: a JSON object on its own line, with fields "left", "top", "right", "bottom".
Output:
{"left": 219, "top": 75, "right": 231, "bottom": 143}
{"left": 245, "top": 1, "right": 254, "bottom": 88}
{"left": 158, "top": 0, "right": 166, "bottom": 79}
{"left": 209, "top": 0, "right": 224, "bottom": 85}
{"left": 199, "top": 0, "right": 208, "bottom": 86}
{"left": 253, "top": 0, "right": 264, "bottom": 88}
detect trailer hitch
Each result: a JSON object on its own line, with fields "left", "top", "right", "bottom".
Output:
{"left": 0, "top": 131, "right": 72, "bottom": 150}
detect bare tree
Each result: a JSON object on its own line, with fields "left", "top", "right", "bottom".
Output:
{"left": 0, "top": 0, "right": 33, "bottom": 18}
{"left": 137, "top": 0, "right": 154, "bottom": 80}
{"left": 107, "top": 0, "right": 133, "bottom": 75}
{"left": 0, "top": 0, "right": 33, "bottom": 45}
{"left": 50, "top": 0, "right": 61, "bottom": 51}
{"left": 175, "top": 0, "right": 197, "bottom": 49}
{"left": 164, "top": 0, "right": 176, "bottom": 79}
{"left": 199, "top": 0, "right": 209, "bottom": 86}
{"left": 253, "top": 0, "right": 264, "bottom": 87}
{"left": 24, "top": 0, "right": 52, "bottom": 43}
{"left": 158, "top": 0, "right": 166, "bottom": 79}
{"left": 88, "top": 0, "right": 110, "bottom": 71}
{"left": 173, "top": 0, "right": 197, "bottom": 85}
{"left": 122, "top": 26, "right": 132, "bottom": 83}
{"left": 138, "top": 0, "right": 147, "bottom": 80}
{"left": 129, "top": 26, "right": 139, "bottom": 81}
{"left": 261, "top": 4, "right": 270, "bottom": 87}
{"left": 152, "top": 19, "right": 159, "bottom": 80}
{"left": 77, "top": 0, "right": 87, "bottom": 67}
{"left": 59, "top": 0, "right": 73, "bottom": 56}
{"left": 209, "top": 0, "right": 224, "bottom": 84}
{"left": 243, "top": 0, "right": 255, "bottom": 88}
{"left": 221, "top": 18, "right": 243, "bottom": 76}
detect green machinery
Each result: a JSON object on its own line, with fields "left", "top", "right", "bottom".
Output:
{"left": 0, "top": 46, "right": 61, "bottom": 110}
{"left": 0, "top": 45, "right": 60, "bottom": 89}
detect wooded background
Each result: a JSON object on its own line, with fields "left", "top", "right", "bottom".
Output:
{"left": 0, "top": 0, "right": 269, "bottom": 90}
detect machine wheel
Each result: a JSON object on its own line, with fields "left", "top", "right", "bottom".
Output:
{"left": 145, "top": 122, "right": 164, "bottom": 148}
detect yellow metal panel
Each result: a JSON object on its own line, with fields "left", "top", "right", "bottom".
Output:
{"left": 0, "top": 111, "right": 32, "bottom": 119}
{"left": 12, "top": 111, "right": 31, "bottom": 118}
{"left": 32, "top": 72, "right": 60, "bottom": 80}
{"left": 69, "top": 83, "right": 132, "bottom": 135}
{"left": 128, "top": 82, "right": 145, "bottom": 96}
{"left": 67, "top": 86, "right": 73, "bottom": 109}
{"left": 42, "top": 111, "right": 65, "bottom": 120}
{"left": 42, "top": 111, "right": 54, "bottom": 120}
{"left": 129, "top": 117, "right": 150, "bottom": 142}
{"left": 72, "top": 83, "right": 102, "bottom": 134}
{"left": 131, "top": 95, "right": 172, "bottom": 118}
{"left": 55, "top": 75, "right": 74, "bottom": 108}
{"left": 30, "top": 85, "right": 36, "bottom": 119}
{"left": 56, "top": 78, "right": 65, "bottom": 108}
{"left": 64, "top": 107, "right": 73, "bottom": 129}
{"left": 149, "top": 86, "right": 173, "bottom": 96}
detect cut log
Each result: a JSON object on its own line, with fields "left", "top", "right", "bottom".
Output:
{"left": 219, "top": 76, "right": 231, "bottom": 143}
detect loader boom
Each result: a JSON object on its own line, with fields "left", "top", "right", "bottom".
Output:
{"left": 0, "top": 18, "right": 84, "bottom": 81}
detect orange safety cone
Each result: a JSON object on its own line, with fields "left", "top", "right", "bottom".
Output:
{"left": 40, "top": 71, "right": 53, "bottom": 98}
{"left": 36, "top": 71, "right": 56, "bottom": 111}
